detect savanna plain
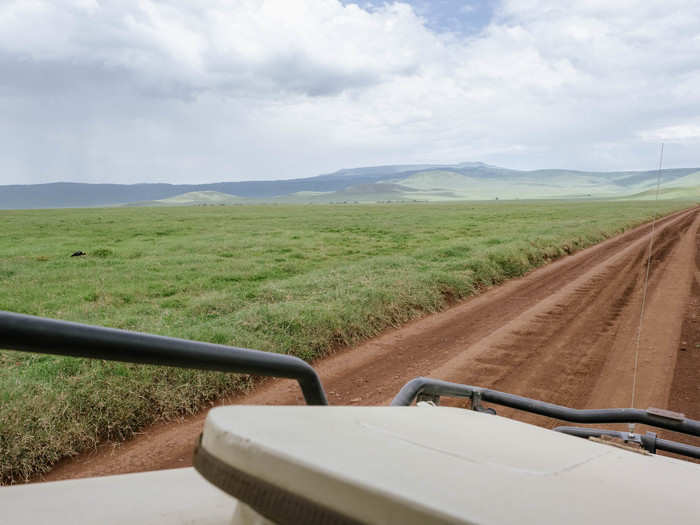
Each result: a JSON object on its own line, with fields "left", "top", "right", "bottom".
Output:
{"left": 0, "top": 200, "right": 691, "bottom": 483}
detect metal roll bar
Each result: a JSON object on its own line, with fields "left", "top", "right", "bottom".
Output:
{"left": 391, "top": 377, "right": 700, "bottom": 437}
{"left": 2, "top": 311, "right": 698, "bottom": 459}
{"left": 0, "top": 310, "right": 328, "bottom": 406}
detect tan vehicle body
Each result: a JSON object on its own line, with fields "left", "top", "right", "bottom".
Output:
{"left": 4, "top": 405, "right": 699, "bottom": 524}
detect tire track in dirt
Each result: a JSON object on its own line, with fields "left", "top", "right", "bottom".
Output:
{"left": 653, "top": 222, "right": 700, "bottom": 458}
{"left": 40, "top": 207, "right": 699, "bottom": 481}
{"left": 432, "top": 208, "right": 697, "bottom": 429}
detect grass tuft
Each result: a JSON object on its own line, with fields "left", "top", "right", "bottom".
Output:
{"left": 92, "top": 248, "right": 114, "bottom": 258}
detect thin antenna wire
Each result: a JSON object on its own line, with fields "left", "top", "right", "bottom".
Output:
{"left": 630, "top": 143, "right": 664, "bottom": 410}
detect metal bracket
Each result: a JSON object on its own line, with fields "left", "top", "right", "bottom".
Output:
{"left": 647, "top": 407, "right": 685, "bottom": 421}
{"left": 641, "top": 431, "right": 657, "bottom": 454}
{"left": 553, "top": 427, "right": 700, "bottom": 459}
{"left": 470, "top": 391, "right": 497, "bottom": 415}
{"left": 617, "top": 431, "right": 657, "bottom": 454}
{"left": 416, "top": 392, "right": 440, "bottom": 406}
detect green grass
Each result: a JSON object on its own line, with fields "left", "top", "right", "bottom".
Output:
{"left": 0, "top": 200, "right": 692, "bottom": 483}
{"left": 621, "top": 185, "right": 700, "bottom": 200}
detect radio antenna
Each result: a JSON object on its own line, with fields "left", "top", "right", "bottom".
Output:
{"left": 630, "top": 143, "right": 664, "bottom": 414}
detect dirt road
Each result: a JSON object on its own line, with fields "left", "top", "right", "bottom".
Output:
{"left": 42, "top": 207, "right": 700, "bottom": 481}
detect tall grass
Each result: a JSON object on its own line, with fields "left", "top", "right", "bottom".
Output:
{"left": 0, "top": 200, "right": 691, "bottom": 482}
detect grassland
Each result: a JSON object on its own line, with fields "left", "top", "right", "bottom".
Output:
{"left": 0, "top": 200, "right": 692, "bottom": 483}
{"left": 622, "top": 185, "right": 700, "bottom": 201}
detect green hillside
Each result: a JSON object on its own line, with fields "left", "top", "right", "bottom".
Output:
{"left": 623, "top": 185, "right": 700, "bottom": 201}
{"left": 3, "top": 164, "right": 700, "bottom": 208}
{"left": 127, "top": 191, "right": 248, "bottom": 206}
{"left": 301, "top": 167, "right": 700, "bottom": 203}
{"left": 130, "top": 169, "right": 700, "bottom": 205}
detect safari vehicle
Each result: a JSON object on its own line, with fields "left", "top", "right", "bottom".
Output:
{"left": 1, "top": 310, "right": 699, "bottom": 524}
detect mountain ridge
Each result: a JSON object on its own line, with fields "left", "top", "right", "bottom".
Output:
{"left": 2, "top": 163, "right": 699, "bottom": 209}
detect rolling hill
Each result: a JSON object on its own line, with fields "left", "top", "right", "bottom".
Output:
{"left": 1, "top": 163, "right": 699, "bottom": 208}
{"left": 126, "top": 191, "right": 248, "bottom": 207}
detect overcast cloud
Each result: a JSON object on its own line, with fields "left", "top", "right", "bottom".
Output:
{"left": 1, "top": 0, "right": 699, "bottom": 185}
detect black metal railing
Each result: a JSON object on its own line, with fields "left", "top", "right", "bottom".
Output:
{"left": 2, "top": 311, "right": 699, "bottom": 459}
{"left": 390, "top": 377, "right": 700, "bottom": 437}
{"left": 0, "top": 310, "right": 327, "bottom": 405}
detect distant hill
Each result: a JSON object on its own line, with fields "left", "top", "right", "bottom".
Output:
{"left": 1, "top": 163, "right": 699, "bottom": 209}
{"left": 622, "top": 185, "right": 700, "bottom": 201}
{"left": 126, "top": 191, "right": 248, "bottom": 207}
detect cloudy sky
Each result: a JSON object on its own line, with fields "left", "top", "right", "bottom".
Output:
{"left": 1, "top": 0, "right": 699, "bottom": 185}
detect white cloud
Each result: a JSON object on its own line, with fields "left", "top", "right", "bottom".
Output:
{"left": 639, "top": 123, "right": 700, "bottom": 143}
{"left": 0, "top": 0, "right": 434, "bottom": 97}
{"left": 0, "top": 0, "right": 699, "bottom": 184}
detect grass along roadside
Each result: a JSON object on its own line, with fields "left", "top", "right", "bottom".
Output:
{"left": 0, "top": 200, "right": 692, "bottom": 483}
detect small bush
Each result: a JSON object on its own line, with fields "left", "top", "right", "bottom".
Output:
{"left": 92, "top": 248, "right": 113, "bottom": 258}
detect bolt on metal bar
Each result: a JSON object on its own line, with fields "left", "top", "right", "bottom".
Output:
{"left": 0, "top": 311, "right": 328, "bottom": 406}
{"left": 554, "top": 426, "right": 700, "bottom": 460}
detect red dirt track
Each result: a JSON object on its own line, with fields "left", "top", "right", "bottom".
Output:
{"left": 41, "top": 207, "right": 700, "bottom": 481}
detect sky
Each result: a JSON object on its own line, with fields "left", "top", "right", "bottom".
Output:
{"left": 1, "top": 0, "right": 699, "bottom": 185}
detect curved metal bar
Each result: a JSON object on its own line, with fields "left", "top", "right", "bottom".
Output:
{"left": 0, "top": 311, "right": 328, "bottom": 405}
{"left": 391, "top": 377, "right": 700, "bottom": 437}
{"left": 391, "top": 377, "right": 474, "bottom": 406}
